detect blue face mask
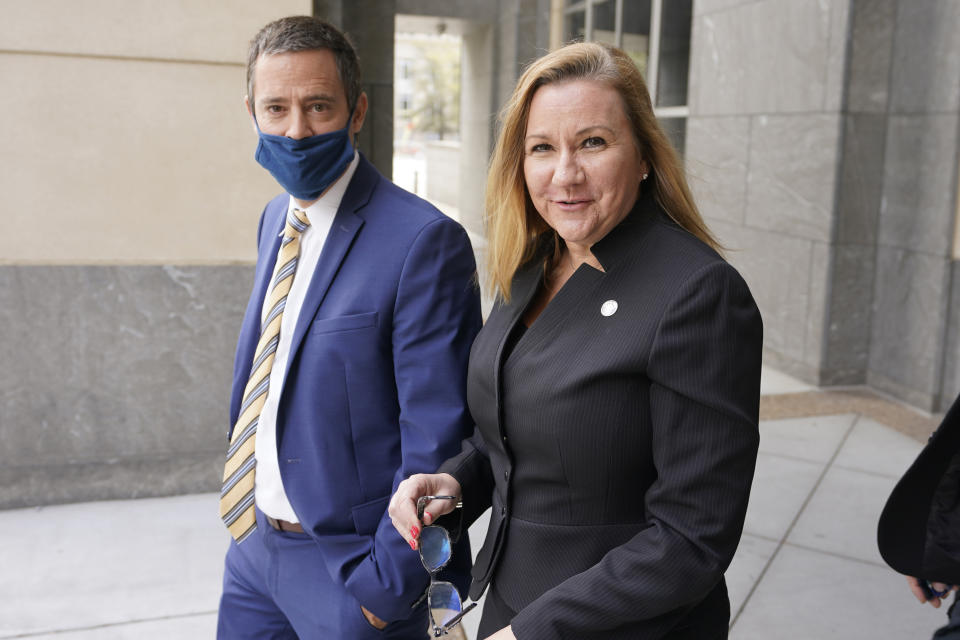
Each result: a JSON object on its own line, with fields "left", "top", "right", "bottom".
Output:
{"left": 254, "top": 112, "right": 355, "bottom": 202}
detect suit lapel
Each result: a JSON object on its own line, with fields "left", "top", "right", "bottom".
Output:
{"left": 513, "top": 262, "right": 604, "bottom": 360}
{"left": 282, "top": 156, "right": 376, "bottom": 382}
{"left": 490, "top": 259, "right": 543, "bottom": 439}
{"left": 496, "top": 261, "right": 543, "bottom": 347}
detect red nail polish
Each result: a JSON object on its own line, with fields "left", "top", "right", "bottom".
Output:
{"left": 424, "top": 512, "right": 433, "bottom": 524}
{"left": 409, "top": 539, "right": 417, "bottom": 550}
{"left": 411, "top": 526, "right": 420, "bottom": 538}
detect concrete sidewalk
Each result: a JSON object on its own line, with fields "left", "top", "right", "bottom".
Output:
{"left": 0, "top": 369, "right": 951, "bottom": 639}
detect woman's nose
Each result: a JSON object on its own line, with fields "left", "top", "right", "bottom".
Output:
{"left": 552, "top": 152, "right": 583, "bottom": 186}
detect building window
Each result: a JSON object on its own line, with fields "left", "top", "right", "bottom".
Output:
{"left": 561, "top": 0, "right": 691, "bottom": 153}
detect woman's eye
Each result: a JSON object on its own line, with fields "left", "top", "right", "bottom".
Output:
{"left": 530, "top": 143, "right": 551, "bottom": 153}
{"left": 584, "top": 136, "right": 606, "bottom": 148}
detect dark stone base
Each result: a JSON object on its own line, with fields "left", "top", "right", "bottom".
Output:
{"left": 0, "top": 451, "right": 224, "bottom": 510}
{"left": 0, "top": 265, "right": 253, "bottom": 509}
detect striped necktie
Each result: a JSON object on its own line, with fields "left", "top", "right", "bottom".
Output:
{"left": 219, "top": 207, "right": 310, "bottom": 542}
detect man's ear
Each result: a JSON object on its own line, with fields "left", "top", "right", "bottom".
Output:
{"left": 350, "top": 92, "right": 368, "bottom": 136}
{"left": 244, "top": 95, "right": 258, "bottom": 133}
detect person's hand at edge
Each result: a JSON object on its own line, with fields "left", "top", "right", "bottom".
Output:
{"left": 360, "top": 605, "right": 388, "bottom": 629}
{"left": 388, "top": 473, "right": 461, "bottom": 549}
{"left": 907, "top": 576, "right": 955, "bottom": 608}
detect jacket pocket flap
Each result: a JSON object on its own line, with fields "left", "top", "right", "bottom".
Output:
{"left": 351, "top": 494, "right": 389, "bottom": 535}
{"left": 310, "top": 311, "right": 378, "bottom": 335}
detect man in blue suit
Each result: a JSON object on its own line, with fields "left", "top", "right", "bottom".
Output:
{"left": 216, "top": 16, "right": 480, "bottom": 638}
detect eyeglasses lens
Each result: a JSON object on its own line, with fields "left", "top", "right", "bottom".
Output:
{"left": 428, "top": 581, "right": 463, "bottom": 629}
{"left": 419, "top": 525, "right": 452, "bottom": 571}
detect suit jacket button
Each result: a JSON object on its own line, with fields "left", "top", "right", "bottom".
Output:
{"left": 503, "top": 470, "right": 509, "bottom": 480}
{"left": 501, "top": 506, "right": 506, "bottom": 516}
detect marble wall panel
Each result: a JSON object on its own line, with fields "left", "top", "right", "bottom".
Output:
{"left": 489, "top": 0, "right": 550, "bottom": 112}
{"left": 312, "top": 0, "right": 343, "bottom": 26}
{"left": 823, "top": 0, "right": 852, "bottom": 113}
{"left": 806, "top": 240, "right": 831, "bottom": 377}
{"left": 686, "top": 116, "right": 751, "bottom": 226}
{"left": 941, "top": 260, "right": 960, "bottom": 410}
{"left": 868, "top": 247, "right": 951, "bottom": 411}
{"left": 689, "top": 4, "right": 749, "bottom": 115}
{"left": 359, "top": 82, "right": 395, "bottom": 179}
{"left": 710, "top": 221, "right": 819, "bottom": 377}
{"left": 836, "top": 114, "right": 887, "bottom": 246}
{"left": 846, "top": 0, "right": 895, "bottom": 113}
{"left": 691, "top": 0, "right": 839, "bottom": 116}
{"left": 878, "top": 114, "right": 960, "bottom": 256}
{"left": 821, "top": 243, "right": 876, "bottom": 385}
{"left": 516, "top": 0, "right": 550, "bottom": 63}
{"left": 689, "top": 0, "right": 959, "bottom": 409}
{"left": 0, "top": 453, "right": 222, "bottom": 510}
{"left": 342, "top": 1, "right": 396, "bottom": 176}
{"left": 745, "top": 114, "right": 842, "bottom": 242}
{"left": 738, "top": 1, "right": 786, "bottom": 114}
{"left": 342, "top": 0, "right": 396, "bottom": 85}
{"left": 0, "top": 0, "right": 310, "bottom": 63}
{"left": 496, "top": 0, "right": 522, "bottom": 107}
{"left": 0, "top": 265, "right": 252, "bottom": 506}
{"left": 889, "top": 0, "right": 960, "bottom": 114}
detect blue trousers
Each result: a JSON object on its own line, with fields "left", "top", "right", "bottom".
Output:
{"left": 217, "top": 510, "right": 428, "bottom": 639}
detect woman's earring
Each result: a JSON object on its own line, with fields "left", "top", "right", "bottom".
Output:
{"left": 642, "top": 173, "right": 649, "bottom": 181}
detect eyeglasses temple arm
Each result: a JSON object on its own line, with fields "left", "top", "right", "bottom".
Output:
{"left": 417, "top": 495, "right": 460, "bottom": 521}
{"left": 440, "top": 601, "right": 478, "bottom": 632}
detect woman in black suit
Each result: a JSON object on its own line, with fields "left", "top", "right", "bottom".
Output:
{"left": 389, "top": 42, "right": 762, "bottom": 639}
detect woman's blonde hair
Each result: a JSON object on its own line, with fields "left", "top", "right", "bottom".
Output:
{"left": 485, "top": 41, "right": 719, "bottom": 301}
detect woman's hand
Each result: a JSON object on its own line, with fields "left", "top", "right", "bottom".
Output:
{"left": 485, "top": 625, "right": 516, "bottom": 639}
{"left": 388, "top": 473, "right": 462, "bottom": 549}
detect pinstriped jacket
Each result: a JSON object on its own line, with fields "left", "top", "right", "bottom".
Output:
{"left": 440, "top": 193, "right": 763, "bottom": 639}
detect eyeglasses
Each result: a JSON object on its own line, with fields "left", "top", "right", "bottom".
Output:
{"left": 417, "top": 495, "right": 477, "bottom": 637}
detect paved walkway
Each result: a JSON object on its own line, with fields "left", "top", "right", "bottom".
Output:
{"left": 0, "top": 369, "right": 950, "bottom": 639}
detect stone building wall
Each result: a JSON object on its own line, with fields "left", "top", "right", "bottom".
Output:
{"left": 686, "top": 0, "right": 960, "bottom": 412}
{"left": 0, "top": 1, "right": 310, "bottom": 508}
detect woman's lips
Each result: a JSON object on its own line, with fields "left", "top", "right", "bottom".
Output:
{"left": 552, "top": 198, "right": 592, "bottom": 211}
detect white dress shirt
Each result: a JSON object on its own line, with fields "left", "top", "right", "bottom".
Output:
{"left": 255, "top": 152, "right": 360, "bottom": 521}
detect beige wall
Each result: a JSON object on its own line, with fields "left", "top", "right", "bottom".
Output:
{"left": 1, "top": 0, "right": 311, "bottom": 264}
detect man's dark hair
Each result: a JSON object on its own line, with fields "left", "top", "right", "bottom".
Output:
{"left": 246, "top": 16, "right": 362, "bottom": 115}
